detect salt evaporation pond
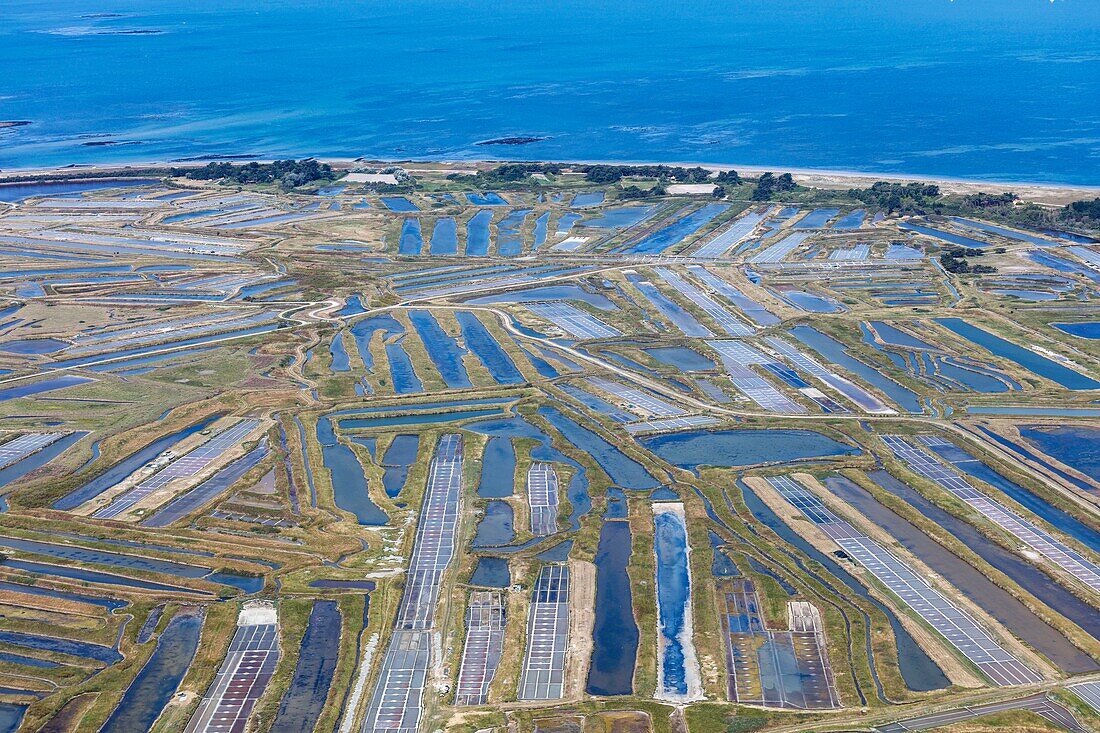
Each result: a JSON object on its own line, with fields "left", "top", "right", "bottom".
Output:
{"left": 1053, "top": 322, "right": 1100, "bottom": 339}
{"left": 644, "top": 346, "right": 715, "bottom": 371}
{"left": 99, "top": 610, "right": 204, "bottom": 733}
{"left": 869, "top": 469, "right": 1099, "bottom": 640}
{"left": 640, "top": 428, "right": 856, "bottom": 469}
{"left": 738, "top": 479, "right": 947, "bottom": 692}
{"left": 270, "top": 600, "right": 342, "bottom": 733}
{"left": 316, "top": 416, "right": 388, "bottom": 525}
{"left": 469, "top": 556, "right": 511, "bottom": 587}
{"left": 653, "top": 503, "right": 701, "bottom": 701}
{"left": 936, "top": 317, "right": 1100, "bottom": 390}
{"left": 408, "top": 310, "right": 471, "bottom": 389}
{"left": 380, "top": 434, "right": 419, "bottom": 497}
{"left": 476, "top": 436, "right": 516, "bottom": 498}
{"left": 825, "top": 475, "right": 1097, "bottom": 674}
{"left": 1018, "top": 425, "right": 1100, "bottom": 484}
{"left": 466, "top": 415, "right": 592, "bottom": 531}
{"left": 455, "top": 311, "right": 525, "bottom": 385}
{"left": 587, "top": 520, "right": 639, "bottom": 696}
{"left": 53, "top": 415, "right": 221, "bottom": 509}
{"left": 429, "top": 217, "right": 458, "bottom": 255}
{"left": 539, "top": 405, "right": 658, "bottom": 489}
{"left": 465, "top": 210, "right": 493, "bottom": 255}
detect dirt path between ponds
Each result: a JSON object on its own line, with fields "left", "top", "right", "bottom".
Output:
{"left": 566, "top": 558, "right": 596, "bottom": 700}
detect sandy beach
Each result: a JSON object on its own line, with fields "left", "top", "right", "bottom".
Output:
{"left": 2, "top": 157, "right": 1097, "bottom": 207}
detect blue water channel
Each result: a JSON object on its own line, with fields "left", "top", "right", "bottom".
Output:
{"left": 654, "top": 509, "right": 693, "bottom": 697}
{"left": 532, "top": 211, "right": 549, "bottom": 248}
{"left": 0, "top": 536, "right": 260, "bottom": 593}
{"left": 865, "top": 321, "right": 933, "bottom": 349}
{"left": 738, "top": 479, "right": 948, "bottom": 692}
{"left": 0, "top": 179, "right": 157, "bottom": 202}
{"left": 539, "top": 405, "right": 658, "bottom": 489}
{"left": 381, "top": 196, "right": 419, "bottom": 212}
{"left": 0, "top": 338, "right": 68, "bottom": 354}
{"left": 1018, "top": 425, "right": 1100, "bottom": 486}
{"left": 0, "top": 375, "right": 93, "bottom": 402}
{"left": 899, "top": 222, "right": 989, "bottom": 248}
{"left": 398, "top": 219, "right": 423, "bottom": 255}
{"left": 0, "top": 630, "right": 120, "bottom": 664}
{"left": 329, "top": 332, "right": 350, "bottom": 372}
{"left": 472, "top": 501, "right": 514, "bottom": 547}
{"left": 556, "top": 212, "right": 582, "bottom": 235}
{"left": 465, "top": 210, "right": 493, "bottom": 255}
{"left": 571, "top": 191, "right": 605, "bottom": 207}
{"left": 466, "top": 192, "right": 507, "bottom": 206}
{"left": 0, "top": 431, "right": 87, "bottom": 490}
{"left": 644, "top": 346, "right": 715, "bottom": 371}
{"left": 976, "top": 425, "right": 1099, "bottom": 497}
{"left": 466, "top": 415, "right": 592, "bottom": 532}
{"left": 99, "top": 609, "right": 204, "bottom": 733}
{"left": 793, "top": 208, "right": 839, "bottom": 228}
{"left": 48, "top": 324, "right": 280, "bottom": 370}
{"left": 408, "top": 310, "right": 471, "bottom": 388}
{"left": 0, "top": 704, "right": 22, "bottom": 732}
{"left": 348, "top": 313, "right": 402, "bottom": 371}
{"left": 791, "top": 325, "right": 922, "bottom": 412}
{"left": 587, "top": 520, "right": 638, "bottom": 696}
{"left": 1055, "top": 322, "right": 1100, "bottom": 339}
{"left": 581, "top": 205, "right": 653, "bottom": 229}
{"left": 926, "top": 439, "right": 1099, "bottom": 552}
{"left": 627, "top": 204, "right": 728, "bottom": 254}
{"left": 386, "top": 338, "right": 423, "bottom": 394}
{"left": 496, "top": 209, "right": 531, "bottom": 256}
{"left": 949, "top": 217, "right": 1058, "bottom": 247}
{"left": 935, "top": 318, "right": 1100, "bottom": 391}
{"left": 628, "top": 273, "right": 711, "bottom": 337}
{"left": 337, "top": 407, "right": 503, "bottom": 429}
{"left": 336, "top": 397, "right": 514, "bottom": 416}
{"left": 868, "top": 469, "right": 1100, "bottom": 641}
{"left": 833, "top": 209, "right": 866, "bottom": 229}
{"left": 780, "top": 289, "right": 844, "bottom": 313}
{"left": 270, "top": 600, "right": 342, "bottom": 733}
{"left": 455, "top": 311, "right": 524, "bottom": 385}
{"left": 469, "top": 556, "right": 510, "bottom": 587}
{"left": 1029, "top": 250, "right": 1100, "bottom": 284}
{"left": 429, "top": 218, "right": 458, "bottom": 255}
{"left": 0, "top": 579, "right": 126, "bottom": 610}
{"left": 142, "top": 441, "right": 271, "bottom": 528}
{"left": 467, "top": 283, "right": 616, "bottom": 311}
{"left": 640, "top": 429, "right": 856, "bottom": 470}
{"left": 316, "top": 416, "right": 388, "bottom": 525}
{"left": 477, "top": 436, "right": 515, "bottom": 498}
{"left": 381, "top": 434, "right": 419, "bottom": 498}
{"left": 54, "top": 415, "right": 221, "bottom": 509}
{"left": 825, "top": 475, "right": 1097, "bottom": 675}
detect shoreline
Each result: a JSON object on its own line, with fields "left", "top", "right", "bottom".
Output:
{"left": 2, "top": 156, "right": 1097, "bottom": 206}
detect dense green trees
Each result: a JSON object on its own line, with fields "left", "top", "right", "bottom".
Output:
{"left": 847, "top": 181, "right": 940, "bottom": 213}
{"left": 448, "top": 162, "right": 561, "bottom": 185}
{"left": 581, "top": 164, "right": 712, "bottom": 183}
{"left": 752, "top": 172, "right": 797, "bottom": 200}
{"left": 963, "top": 191, "right": 1017, "bottom": 209}
{"left": 940, "top": 247, "right": 996, "bottom": 274}
{"left": 173, "top": 159, "right": 335, "bottom": 189}
{"left": 1062, "top": 197, "right": 1100, "bottom": 227}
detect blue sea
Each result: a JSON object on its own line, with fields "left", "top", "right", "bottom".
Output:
{"left": 2, "top": 0, "right": 1099, "bottom": 183}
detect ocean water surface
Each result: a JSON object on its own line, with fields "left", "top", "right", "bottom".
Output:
{"left": 2, "top": 1, "right": 1098, "bottom": 183}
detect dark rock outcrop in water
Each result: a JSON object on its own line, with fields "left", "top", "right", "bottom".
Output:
{"left": 475, "top": 136, "right": 549, "bottom": 146}
{"left": 82, "top": 140, "right": 142, "bottom": 147}
{"left": 0, "top": 121, "right": 32, "bottom": 129}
